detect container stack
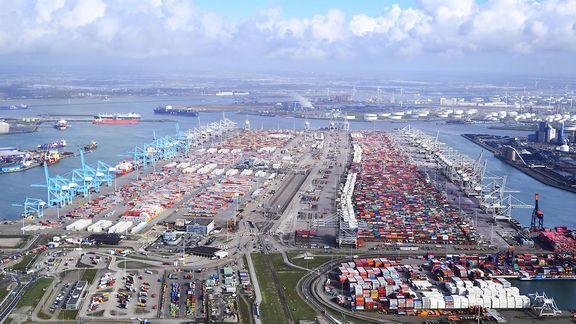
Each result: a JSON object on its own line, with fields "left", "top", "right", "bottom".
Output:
{"left": 338, "top": 256, "right": 531, "bottom": 314}
{"left": 108, "top": 221, "right": 133, "bottom": 234}
{"left": 350, "top": 132, "right": 473, "bottom": 244}
{"left": 87, "top": 220, "right": 113, "bottom": 233}
{"left": 66, "top": 219, "right": 93, "bottom": 231}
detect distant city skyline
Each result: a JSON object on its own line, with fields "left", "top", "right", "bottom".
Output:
{"left": 0, "top": 0, "right": 575, "bottom": 77}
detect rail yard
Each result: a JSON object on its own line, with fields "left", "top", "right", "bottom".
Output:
{"left": 1, "top": 121, "right": 576, "bottom": 324}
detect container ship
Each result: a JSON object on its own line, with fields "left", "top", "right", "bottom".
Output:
{"left": 93, "top": 113, "right": 141, "bottom": 125}
{"left": 154, "top": 105, "right": 198, "bottom": 117}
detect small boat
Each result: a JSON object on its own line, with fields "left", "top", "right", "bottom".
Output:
{"left": 37, "top": 140, "right": 66, "bottom": 150}
{"left": 84, "top": 141, "right": 98, "bottom": 151}
{"left": 54, "top": 120, "right": 69, "bottom": 130}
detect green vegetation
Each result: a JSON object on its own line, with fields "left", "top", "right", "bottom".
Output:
{"left": 16, "top": 277, "right": 53, "bottom": 308}
{"left": 37, "top": 310, "right": 51, "bottom": 320}
{"left": 81, "top": 268, "right": 99, "bottom": 284}
{"left": 0, "top": 278, "right": 11, "bottom": 302}
{"left": 251, "top": 253, "right": 287, "bottom": 324}
{"left": 9, "top": 253, "right": 38, "bottom": 272}
{"left": 270, "top": 254, "right": 318, "bottom": 322}
{"left": 238, "top": 295, "right": 253, "bottom": 324}
{"left": 58, "top": 309, "right": 79, "bottom": 320}
{"left": 253, "top": 253, "right": 318, "bottom": 323}
{"left": 288, "top": 252, "right": 336, "bottom": 269}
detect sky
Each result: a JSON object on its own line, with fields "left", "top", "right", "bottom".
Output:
{"left": 0, "top": 0, "right": 575, "bottom": 78}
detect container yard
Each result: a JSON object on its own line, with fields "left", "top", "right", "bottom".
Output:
{"left": 330, "top": 255, "right": 532, "bottom": 315}
{"left": 343, "top": 131, "right": 475, "bottom": 246}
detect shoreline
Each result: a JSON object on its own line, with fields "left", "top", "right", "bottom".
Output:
{"left": 461, "top": 134, "right": 576, "bottom": 194}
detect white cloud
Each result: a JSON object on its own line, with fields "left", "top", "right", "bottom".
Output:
{"left": 35, "top": 0, "right": 65, "bottom": 23}
{"left": 0, "top": 0, "right": 574, "bottom": 63}
{"left": 57, "top": 0, "right": 107, "bottom": 29}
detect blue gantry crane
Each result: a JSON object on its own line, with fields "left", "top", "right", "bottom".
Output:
{"left": 12, "top": 198, "right": 47, "bottom": 218}
{"left": 31, "top": 162, "right": 74, "bottom": 207}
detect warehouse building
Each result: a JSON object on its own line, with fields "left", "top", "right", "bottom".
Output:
{"left": 187, "top": 246, "right": 228, "bottom": 259}
{"left": 186, "top": 218, "right": 214, "bottom": 235}
{"left": 87, "top": 233, "right": 122, "bottom": 245}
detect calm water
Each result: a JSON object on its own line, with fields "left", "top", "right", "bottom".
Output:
{"left": 1, "top": 96, "right": 576, "bottom": 307}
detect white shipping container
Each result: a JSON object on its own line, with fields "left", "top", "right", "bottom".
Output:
{"left": 437, "top": 299, "right": 446, "bottom": 309}
{"left": 453, "top": 296, "right": 461, "bottom": 309}
{"left": 460, "top": 296, "right": 469, "bottom": 309}
{"left": 507, "top": 298, "right": 515, "bottom": 308}
{"left": 522, "top": 296, "right": 531, "bottom": 308}
{"left": 130, "top": 222, "right": 148, "bottom": 234}
{"left": 491, "top": 297, "right": 500, "bottom": 309}
{"left": 66, "top": 219, "right": 92, "bottom": 231}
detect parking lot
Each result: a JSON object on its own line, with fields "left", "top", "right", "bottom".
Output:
{"left": 80, "top": 267, "right": 163, "bottom": 320}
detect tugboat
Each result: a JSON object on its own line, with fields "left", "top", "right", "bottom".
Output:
{"left": 54, "top": 120, "right": 69, "bottom": 130}
{"left": 84, "top": 141, "right": 98, "bottom": 151}
{"left": 41, "top": 150, "right": 60, "bottom": 165}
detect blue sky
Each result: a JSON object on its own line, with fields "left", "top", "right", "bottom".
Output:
{"left": 192, "top": 0, "right": 417, "bottom": 20}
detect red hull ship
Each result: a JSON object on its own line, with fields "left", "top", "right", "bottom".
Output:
{"left": 93, "top": 113, "right": 141, "bottom": 125}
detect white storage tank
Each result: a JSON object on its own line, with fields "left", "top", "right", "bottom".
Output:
{"left": 363, "top": 113, "right": 378, "bottom": 121}
{"left": 0, "top": 122, "right": 10, "bottom": 134}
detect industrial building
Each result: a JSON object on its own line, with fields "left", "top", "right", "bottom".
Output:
{"left": 162, "top": 230, "right": 183, "bottom": 246}
{"left": 87, "top": 233, "right": 122, "bottom": 245}
{"left": 185, "top": 218, "right": 214, "bottom": 235}
{"left": 187, "top": 246, "right": 228, "bottom": 259}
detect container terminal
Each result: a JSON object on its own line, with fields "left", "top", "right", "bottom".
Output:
{"left": 1, "top": 120, "right": 576, "bottom": 324}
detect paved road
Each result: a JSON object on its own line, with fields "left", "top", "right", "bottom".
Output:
{"left": 245, "top": 253, "right": 262, "bottom": 324}
{"left": 0, "top": 276, "right": 34, "bottom": 324}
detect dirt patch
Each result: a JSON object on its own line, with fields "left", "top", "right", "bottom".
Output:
{"left": 0, "top": 238, "right": 24, "bottom": 248}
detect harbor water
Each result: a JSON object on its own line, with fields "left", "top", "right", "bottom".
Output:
{"left": 1, "top": 96, "right": 576, "bottom": 307}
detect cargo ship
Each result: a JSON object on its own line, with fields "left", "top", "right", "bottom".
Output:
{"left": 154, "top": 105, "right": 198, "bottom": 117}
{"left": 93, "top": 113, "right": 141, "bottom": 124}
{"left": 115, "top": 160, "right": 134, "bottom": 175}
{"left": 37, "top": 140, "right": 66, "bottom": 150}
{"left": 0, "top": 104, "right": 28, "bottom": 110}
{"left": 518, "top": 271, "right": 576, "bottom": 281}
{"left": 54, "top": 119, "right": 69, "bottom": 130}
